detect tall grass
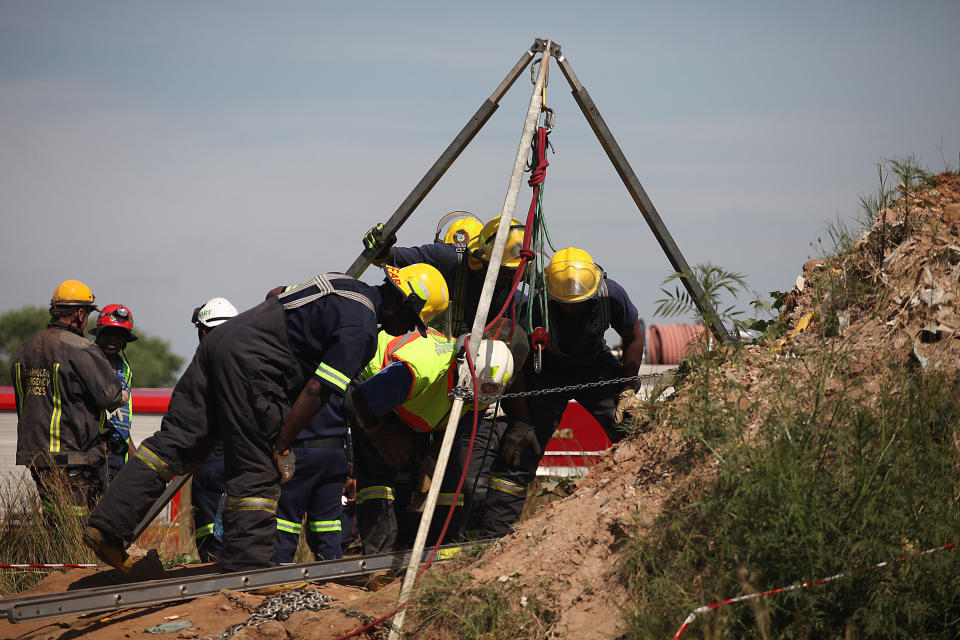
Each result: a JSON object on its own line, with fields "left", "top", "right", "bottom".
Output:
{"left": 0, "top": 472, "right": 95, "bottom": 595}
{"left": 618, "top": 345, "right": 960, "bottom": 638}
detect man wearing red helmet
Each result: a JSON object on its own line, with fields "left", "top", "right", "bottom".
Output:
{"left": 92, "top": 304, "right": 138, "bottom": 487}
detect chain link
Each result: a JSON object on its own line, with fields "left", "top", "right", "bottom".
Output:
{"left": 451, "top": 373, "right": 665, "bottom": 400}
{"left": 215, "top": 588, "right": 332, "bottom": 639}
{"left": 213, "top": 588, "right": 392, "bottom": 640}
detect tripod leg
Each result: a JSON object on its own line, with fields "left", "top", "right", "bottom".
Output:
{"left": 555, "top": 54, "right": 734, "bottom": 344}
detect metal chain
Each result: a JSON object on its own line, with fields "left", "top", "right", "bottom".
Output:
{"left": 452, "top": 371, "right": 668, "bottom": 402}
{"left": 213, "top": 588, "right": 392, "bottom": 640}
{"left": 215, "top": 588, "right": 332, "bottom": 639}
{"left": 500, "top": 372, "right": 667, "bottom": 399}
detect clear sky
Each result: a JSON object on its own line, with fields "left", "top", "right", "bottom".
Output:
{"left": 2, "top": 1, "right": 959, "bottom": 367}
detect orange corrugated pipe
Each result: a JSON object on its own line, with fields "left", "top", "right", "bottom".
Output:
{"left": 646, "top": 324, "right": 705, "bottom": 364}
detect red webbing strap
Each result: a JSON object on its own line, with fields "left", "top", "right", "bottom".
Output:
{"left": 485, "top": 125, "right": 549, "bottom": 332}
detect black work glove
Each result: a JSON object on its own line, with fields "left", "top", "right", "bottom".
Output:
{"left": 499, "top": 420, "right": 541, "bottom": 467}
{"left": 362, "top": 223, "right": 397, "bottom": 257}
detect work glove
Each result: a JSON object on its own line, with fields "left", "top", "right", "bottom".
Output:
{"left": 615, "top": 389, "right": 636, "bottom": 424}
{"left": 500, "top": 420, "right": 541, "bottom": 467}
{"left": 272, "top": 447, "right": 296, "bottom": 483}
{"left": 363, "top": 420, "right": 413, "bottom": 469}
{"left": 362, "top": 223, "right": 397, "bottom": 257}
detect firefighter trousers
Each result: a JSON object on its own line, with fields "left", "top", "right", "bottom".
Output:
{"left": 355, "top": 413, "right": 481, "bottom": 554}
{"left": 482, "top": 351, "right": 625, "bottom": 537}
{"left": 272, "top": 439, "right": 348, "bottom": 563}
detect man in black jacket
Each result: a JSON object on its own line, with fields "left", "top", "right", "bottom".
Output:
{"left": 11, "top": 280, "right": 127, "bottom": 522}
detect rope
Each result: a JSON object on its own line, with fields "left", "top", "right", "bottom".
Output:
{"left": 485, "top": 123, "right": 553, "bottom": 335}
{"left": 671, "top": 541, "right": 959, "bottom": 639}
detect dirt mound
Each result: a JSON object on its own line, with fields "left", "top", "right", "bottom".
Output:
{"left": 783, "top": 172, "right": 960, "bottom": 373}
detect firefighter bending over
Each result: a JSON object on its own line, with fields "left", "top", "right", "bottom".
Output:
{"left": 83, "top": 265, "right": 446, "bottom": 573}
{"left": 482, "top": 247, "right": 644, "bottom": 536}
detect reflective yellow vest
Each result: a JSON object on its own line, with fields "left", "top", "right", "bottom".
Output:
{"left": 362, "top": 330, "right": 459, "bottom": 432}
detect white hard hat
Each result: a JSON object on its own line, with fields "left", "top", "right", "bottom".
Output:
{"left": 194, "top": 297, "right": 238, "bottom": 328}
{"left": 471, "top": 339, "right": 515, "bottom": 401}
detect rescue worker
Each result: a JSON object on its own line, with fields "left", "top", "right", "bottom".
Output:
{"left": 364, "top": 214, "right": 526, "bottom": 336}
{"left": 187, "top": 297, "right": 238, "bottom": 563}
{"left": 364, "top": 213, "right": 529, "bottom": 532}
{"left": 84, "top": 265, "right": 447, "bottom": 573}
{"left": 274, "top": 265, "right": 451, "bottom": 563}
{"left": 482, "top": 247, "right": 645, "bottom": 536}
{"left": 11, "top": 280, "right": 127, "bottom": 522}
{"left": 91, "top": 304, "right": 138, "bottom": 488}
{"left": 350, "top": 325, "right": 516, "bottom": 553}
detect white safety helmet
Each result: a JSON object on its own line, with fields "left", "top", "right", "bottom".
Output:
{"left": 471, "top": 339, "right": 515, "bottom": 401}
{"left": 193, "top": 297, "right": 238, "bottom": 329}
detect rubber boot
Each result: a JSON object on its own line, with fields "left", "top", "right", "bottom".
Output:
{"left": 82, "top": 525, "right": 135, "bottom": 573}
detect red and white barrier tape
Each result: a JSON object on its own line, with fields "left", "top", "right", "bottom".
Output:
{"left": 0, "top": 563, "right": 98, "bottom": 569}
{"left": 672, "top": 541, "right": 957, "bottom": 639}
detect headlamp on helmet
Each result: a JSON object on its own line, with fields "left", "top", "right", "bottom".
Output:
{"left": 435, "top": 211, "right": 483, "bottom": 246}
{"left": 95, "top": 304, "right": 138, "bottom": 341}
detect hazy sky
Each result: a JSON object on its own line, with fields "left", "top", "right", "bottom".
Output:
{"left": 2, "top": 1, "right": 959, "bottom": 368}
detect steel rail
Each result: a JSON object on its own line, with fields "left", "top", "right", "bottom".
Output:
{"left": 0, "top": 540, "right": 482, "bottom": 624}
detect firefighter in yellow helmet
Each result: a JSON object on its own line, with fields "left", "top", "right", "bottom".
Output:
{"left": 434, "top": 211, "right": 484, "bottom": 246}
{"left": 482, "top": 247, "right": 646, "bottom": 537}
{"left": 347, "top": 311, "right": 519, "bottom": 554}
{"left": 363, "top": 213, "right": 526, "bottom": 336}
{"left": 84, "top": 265, "right": 447, "bottom": 573}
{"left": 11, "top": 280, "right": 128, "bottom": 524}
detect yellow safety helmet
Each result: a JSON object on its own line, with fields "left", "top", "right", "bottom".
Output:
{"left": 436, "top": 211, "right": 484, "bottom": 245}
{"left": 50, "top": 280, "right": 97, "bottom": 309}
{"left": 544, "top": 247, "right": 604, "bottom": 303}
{"left": 468, "top": 215, "right": 526, "bottom": 269}
{"left": 382, "top": 263, "right": 450, "bottom": 325}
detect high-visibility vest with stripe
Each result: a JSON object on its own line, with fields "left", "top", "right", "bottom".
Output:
{"left": 362, "top": 330, "right": 459, "bottom": 432}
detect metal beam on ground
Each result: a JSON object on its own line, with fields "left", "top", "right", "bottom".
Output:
{"left": 0, "top": 541, "right": 479, "bottom": 624}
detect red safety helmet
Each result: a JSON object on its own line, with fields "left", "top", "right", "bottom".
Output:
{"left": 95, "top": 304, "right": 138, "bottom": 341}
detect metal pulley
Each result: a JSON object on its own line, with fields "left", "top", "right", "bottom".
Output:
{"left": 531, "top": 326, "right": 548, "bottom": 373}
